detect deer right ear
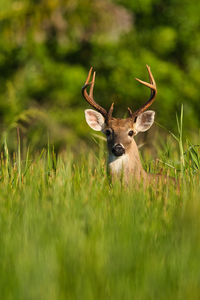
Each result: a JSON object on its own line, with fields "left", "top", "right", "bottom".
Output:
{"left": 134, "top": 110, "right": 155, "bottom": 134}
{"left": 85, "top": 109, "right": 105, "bottom": 131}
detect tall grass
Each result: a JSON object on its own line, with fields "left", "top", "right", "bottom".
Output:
{"left": 0, "top": 128, "right": 199, "bottom": 300}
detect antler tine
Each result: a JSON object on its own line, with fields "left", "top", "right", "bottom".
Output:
{"left": 127, "top": 107, "right": 133, "bottom": 118}
{"left": 133, "top": 65, "right": 157, "bottom": 117}
{"left": 89, "top": 70, "right": 96, "bottom": 98}
{"left": 107, "top": 102, "right": 114, "bottom": 120}
{"left": 86, "top": 66, "right": 93, "bottom": 85}
{"left": 146, "top": 64, "right": 154, "bottom": 98}
{"left": 82, "top": 67, "right": 107, "bottom": 118}
{"left": 135, "top": 65, "right": 156, "bottom": 90}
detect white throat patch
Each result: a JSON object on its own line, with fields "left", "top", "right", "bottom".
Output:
{"left": 108, "top": 154, "right": 129, "bottom": 175}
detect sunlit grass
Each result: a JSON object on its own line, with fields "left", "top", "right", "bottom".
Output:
{"left": 0, "top": 129, "right": 199, "bottom": 300}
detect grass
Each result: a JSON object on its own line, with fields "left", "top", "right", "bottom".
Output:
{"left": 0, "top": 126, "right": 200, "bottom": 300}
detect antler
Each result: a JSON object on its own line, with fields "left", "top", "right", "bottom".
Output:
{"left": 82, "top": 67, "right": 114, "bottom": 120}
{"left": 128, "top": 65, "right": 157, "bottom": 119}
{"left": 82, "top": 66, "right": 156, "bottom": 121}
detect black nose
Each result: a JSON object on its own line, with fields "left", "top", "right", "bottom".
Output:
{"left": 112, "top": 144, "right": 125, "bottom": 157}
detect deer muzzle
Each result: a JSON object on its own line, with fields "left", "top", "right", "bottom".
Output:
{"left": 112, "top": 144, "right": 125, "bottom": 157}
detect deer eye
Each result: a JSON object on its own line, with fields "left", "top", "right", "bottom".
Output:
{"left": 128, "top": 130, "right": 134, "bottom": 137}
{"left": 105, "top": 129, "right": 111, "bottom": 137}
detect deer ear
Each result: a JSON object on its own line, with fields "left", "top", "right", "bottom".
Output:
{"left": 134, "top": 110, "right": 155, "bottom": 134}
{"left": 85, "top": 109, "right": 105, "bottom": 131}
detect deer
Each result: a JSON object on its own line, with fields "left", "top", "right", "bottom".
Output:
{"left": 82, "top": 65, "right": 162, "bottom": 185}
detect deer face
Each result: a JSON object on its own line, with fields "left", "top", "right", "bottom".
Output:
{"left": 82, "top": 65, "right": 157, "bottom": 157}
{"left": 85, "top": 109, "right": 155, "bottom": 157}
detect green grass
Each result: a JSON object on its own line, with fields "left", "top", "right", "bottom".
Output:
{"left": 0, "top": 131, "right": 200, "bottom": 300}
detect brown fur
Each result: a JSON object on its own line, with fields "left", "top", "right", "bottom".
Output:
{"left": 104, "top": 118, "right": 135, "bottom": 153}
{"left": 104, "top": 117, "right": 175, "bottom": 186}
{"left": 103, "top": 117, "right": 147, "bottom": 184}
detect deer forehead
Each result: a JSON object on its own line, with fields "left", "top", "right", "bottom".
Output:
{"left": 106, "top": 118, "right": 133, "bottom": 131}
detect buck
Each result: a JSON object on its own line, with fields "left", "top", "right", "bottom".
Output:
{"left": 82, "top": 65, "right": 159, "bottom": 184}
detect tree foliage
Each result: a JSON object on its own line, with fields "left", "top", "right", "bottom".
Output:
{"left": 0, "top": 0, "right": 199, "bottom": 149}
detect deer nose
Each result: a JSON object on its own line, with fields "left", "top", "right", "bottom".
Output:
{"left": 112, "top": 144, "right": 125, "bottom": 157}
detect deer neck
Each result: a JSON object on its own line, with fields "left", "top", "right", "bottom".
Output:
{"left": 108, "top": 140, "right": 146, "bottom": 181}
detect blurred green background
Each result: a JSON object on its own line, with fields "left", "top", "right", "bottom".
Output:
{"left": 0, "top": 0, "right": 200, "bottom": 151}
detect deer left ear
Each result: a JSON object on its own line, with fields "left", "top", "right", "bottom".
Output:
{"left": 85, "top": 109, "right": 105, "bottom": 131}
{"left": 134, "top": 110, "right": 155, "bottom": 134}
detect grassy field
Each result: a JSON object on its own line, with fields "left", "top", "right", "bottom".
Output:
{"left": 0, "top": 124, "right": 200, "bottom": 300}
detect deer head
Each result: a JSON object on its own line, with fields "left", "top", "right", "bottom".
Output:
{"left": 82, "top": 65, "right": 157, "bottom": 159}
